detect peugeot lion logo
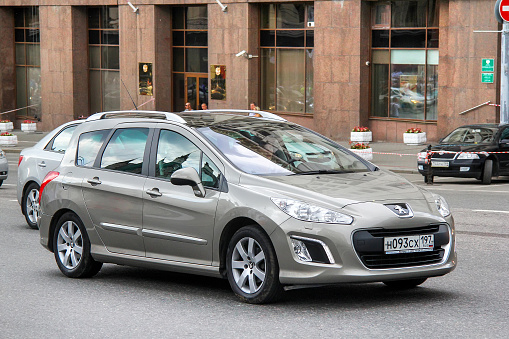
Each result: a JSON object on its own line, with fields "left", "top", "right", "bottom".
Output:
{"left": 385, "top": 203, "right": 414, "bottom": 218}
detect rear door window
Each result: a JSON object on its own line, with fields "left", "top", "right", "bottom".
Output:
{"left": 45, "top": 124, "right": 78, "bottom": 153}
{"left": 100, "top": 128, "right": 149, "bottom": 174}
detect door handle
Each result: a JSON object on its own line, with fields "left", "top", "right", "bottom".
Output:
{"left": 87, "top": 177, "right": 102, "bottom": 185}
{"left": 37, "top": 162, "right": 46, "bottom": 168}
{"left": 146, "top": 188, "right": 162, "bottom": 197}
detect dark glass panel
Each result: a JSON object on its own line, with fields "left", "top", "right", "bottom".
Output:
{"left": 173, "top": 73, "right": 185, "bottom": 111}
{"left": 173, "top": 48, "right": 185, "bottom": 72}
{"left": 26, "top": 7, "right": 39, "bottom": 28}
{"left": 186, "top": 31, "right": 208, "bottom": 46}
{"left": 25, "top": 29, "right": 40, "bottom": 43}
{"left": 390, "top": 63, "right": 425, "bottom": 120}
{"left": 172, "top": 7, "right": 185, "bottom": 29}
{"left": 102, "top": 31, "right": 119, "bottom": 45}
{"left": 89, "top": 30, "right": 100, "bottom": 44}
{"left": 186, "top": 6, "right": 207, "bottom": 30}
{"left": 14, "top": 8, "right": 24, "bottom": 27}
{"left": 89, "top": 70, "right": 102, "bottom": 113}
{"left": 427, "top": 29, "right": 439, "bottom": 48}
{"left": 101, "top": 46, "right": 119, "bottom": 69}
{"left": 186, "top": 48, "right": 208, "bottom": 73}
{"left": 261, "top": 4, "right": 276, "bottom": 29}
{"left": 103, "top": 6, "right": 119, "bottom": 29}
{"left": 306, "top": 30, "right": 314, "bottom": 47}
{"left": 172, "top": 31, "right": 185, "bottom": 46}
{"left": 201, "top": 154, "right": 220, "bottom": 188}
{"left": 391, "top": 30, "right": 426, "bottom": 48}
{"left": 260, "top": 49, "right": 275, "bottom": 111}
{"left": 15, "top": 44, "right": 25, "bottom": 65}
{"left": 26, "top": 45, "right": 40, "bottom": 66}
{"left": 428, "top": 0, "right": 439, "bottom": 27}
{"left": 15, "top": 29, "right": 25, "bottom": 42}
{"left": 102, "top": 71, "right": 120, "bottom": 111}
{"left": 391, "top": 0, "right": 427, "bottom": 28}
{"left": 199, "top": 77, "right": 208, "bottom": 107}
{"left": 89, "top": 46, "right": 100, "bottom": 68}
{"left": 305, "top": 49, "right": 314, "bottom": 114}
{"left": 371, "top": 64, "right": 389, "bottom": 117}
{"left": 260, "top": 30, "right": 275, "bottom": 47}
{"left": 16, "top": 67, "right": 27, "bottom": 110}
{"left": 276, "top": 30, "right": 305, "bottom": 47}
{"left": 372, "top": 30, "right": 389, "bottom": 47}
{"left": 277, "top": 49, "right": 305, "bottom": 113}
{"left": 277, "top": 4, "right": 305, "bottom": 29}
{"left": 88, "top": 8, "right": 100, "bottom": 29}
{"left": 307, "top": 5, "right": 314, "bottom": 26}
{"left": 187, "top": 77, "right": 197, "bottom": 110}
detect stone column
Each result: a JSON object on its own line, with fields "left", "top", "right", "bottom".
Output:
{"left": 314, "top": 0, "right": 366, "bottom": 140}
{"left": 39, "top": 5, "right": 88, "bottom": 130}
{"left": 0, "top": 7, "right": 15, "bottom": 123}
{"left": 208, "top": 3, "right": 259, "bottom": 110}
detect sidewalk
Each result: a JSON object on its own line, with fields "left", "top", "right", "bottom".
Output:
{"left": 1, "top": 130, "right": 425, "bottom": 174}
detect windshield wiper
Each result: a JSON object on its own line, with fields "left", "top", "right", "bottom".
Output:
{"left": 289, "top": 169, "right": 352, "bottom": 175}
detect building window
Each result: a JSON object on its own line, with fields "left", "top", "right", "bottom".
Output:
{"left": 14, "top": 7, "right": 41, "bottom": 119}
{"left": 172, "top": 6, "right": 208, "bottom": 111}
{"left": 260, "top": 3, "right": 314, "bottom": 114}
{"left": 88, "top": 6, "right": 119, "bottom": 114}
{"left": 370, "top": 0, "right": 438, "bottom": 121}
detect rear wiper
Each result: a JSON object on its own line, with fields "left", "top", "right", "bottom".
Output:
{"left": 290, "top": 170, "right": 352, "bottom": 175}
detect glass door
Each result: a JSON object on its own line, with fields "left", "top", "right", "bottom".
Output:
{"left": 185, "top": 74, "right": 208, "bottom": 111}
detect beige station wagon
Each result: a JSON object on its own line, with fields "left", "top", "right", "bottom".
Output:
{"left": 38, "top": 110, "right": 456, "bottom": 303}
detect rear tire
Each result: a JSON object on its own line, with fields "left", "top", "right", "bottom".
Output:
{"left": 226, "top": 225, "right": 283, "bottom": 304}
{"left": 481, "top": 159, "right": 493, "bottom": 185}
{"left": 53, "top": 212, "right": 102, "bottom": 278}
{"left": 383, "top": 278, "right": 427, "bottom": 289}
{"left": 22, "top": 182, "right": 40, "bottom": 229}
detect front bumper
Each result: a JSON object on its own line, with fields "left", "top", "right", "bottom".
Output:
{"left": 271, "top": 215, "right": 456, "bottom": 285}
{"left": 417, "top": 159, "right": 483, "bottom": 178}
{"left": 0, "top": 160, "right": 8, "bottom": 180}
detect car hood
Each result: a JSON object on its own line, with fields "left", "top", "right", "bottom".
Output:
{"left": 426, "top": 143, "right": 496, "bottom": 153}
{"left": 240, "top": 170, "right": 434, "bottom": 213}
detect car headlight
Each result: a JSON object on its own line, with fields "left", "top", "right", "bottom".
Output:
{"left": 0, "top": 150, "right": 5, "bottom": 159}
{"left": 432, "top": 194, "right": 451, "bottom": 217}
{"left": 271, "top": 198, "right": 353, "bottom": 224}
{"left": 457, "top": 152, "right": 479, "bottom": 160}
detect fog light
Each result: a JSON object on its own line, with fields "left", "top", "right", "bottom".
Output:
{"left": 418, "top": 165, "right": 424, "bottom": 170}
{"left": 291, "top": 239, "right": 312, "bottom": 262}
{"left": 460, "top": 167, "right": 470, "bottom": 172}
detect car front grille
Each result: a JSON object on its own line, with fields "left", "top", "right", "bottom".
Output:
{"left": 353, "top": 224, "right": 449, "bottom": 269}
{"left": 431, "top": 152, "right": 456, "bottom": 159}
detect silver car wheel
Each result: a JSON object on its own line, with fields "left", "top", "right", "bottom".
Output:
{"left": 231, "top": 237, "right": 266, "bottom": 294}
{"left": 25, "top": 188, "right": 39, "bottom": 225}
{"left": 56, "top": 221, "right": 83, "bottom": 270}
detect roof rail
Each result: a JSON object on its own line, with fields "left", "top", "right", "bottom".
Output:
{"left": 86, "top": 110, "right": 187, "bottom": 123}
{"left": 202, "top": 109, "right": 287, "bottom": 122}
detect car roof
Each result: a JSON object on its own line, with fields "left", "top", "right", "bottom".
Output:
{"left": 454, "top": 123, "right": 508, "bottom": 129}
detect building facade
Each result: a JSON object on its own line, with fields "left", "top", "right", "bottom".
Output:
{"left": 0, "top": 0, "right": 502, "bottom": 142}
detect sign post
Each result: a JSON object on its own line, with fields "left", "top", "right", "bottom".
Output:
{"left": 499, "top": 0, "right": 509, "bottom": 124}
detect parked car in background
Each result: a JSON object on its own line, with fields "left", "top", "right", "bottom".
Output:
{"left": 417, "top": 124, "right": 509, "bottom": 184}
{"left": 38, "top": 110, "right": 456, "bottom": 304}
{"left": 17, "top": 120, "right": 82, "bottom": 229}
{"left": 0, "top": 148, "right": 8, "bottom": 187}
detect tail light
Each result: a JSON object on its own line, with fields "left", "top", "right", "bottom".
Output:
{"left": 18, "top": 155, "right": 24, "bottom": 166}
{"left": 39, "top": 171, "right": 60, "bottom": 204}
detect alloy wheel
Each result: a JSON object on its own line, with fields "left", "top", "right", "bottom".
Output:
{"left": 56, "top": 221, "right": 83, "bottom": 270}
{"left": 26, "top": 188, "right": 39, "bottom": 225}
{"left": 231, "top": 237, "right": 266, "bottom": 294}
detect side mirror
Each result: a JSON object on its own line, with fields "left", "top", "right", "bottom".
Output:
{"left": 170, "top": 167, "right": 206, "bottom": 198}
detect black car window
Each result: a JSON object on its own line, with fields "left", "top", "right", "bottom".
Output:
{"left": 500, "top": 128, "right": 509, "bottom": 141}
{"left": 48, "top": 125, "right": 78, "bottom": 153}
{"left": 100, "top": 128, "right": 149, "bottom": 174}
{"left": 155, "top": 130, "right": 201, "bottom": 179}
{"left": 442, "top": 127, "right": 496, "bottom": 144}
{"left": 76, "top": 130, "right": 110, "bottom": 167}
{"left": 201, "top": 154, "right": 221, "bottom": 188}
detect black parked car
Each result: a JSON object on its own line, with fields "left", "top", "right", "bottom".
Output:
{"left": 417, "top": 124, "right": 509, "bottom": 184}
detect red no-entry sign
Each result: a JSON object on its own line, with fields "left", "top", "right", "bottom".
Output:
{"left": 500, "top": 0, "right": 509, "bottom": 22}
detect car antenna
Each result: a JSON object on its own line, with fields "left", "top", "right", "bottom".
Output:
{"left": 121, "top": 78, "right": 138, "bottom": 110}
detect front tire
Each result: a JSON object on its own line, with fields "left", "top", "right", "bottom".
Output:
{"left": 481, "top": 159, "right": 493, "bottom": 185}
{"left": 383, "top": 278, "right": 427, "bottom": 289}
{"left": 226, "top": 226, "right": 283, "bottom": 304}
{"left": 22, "top": 182, "right": 40, "bottom": 229}
{"left": 53, "top": 212, "right": 102, "bottom": 278}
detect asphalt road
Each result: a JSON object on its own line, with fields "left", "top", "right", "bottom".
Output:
{"left": 1, "top": 153, "right": 508, "bottom": 338}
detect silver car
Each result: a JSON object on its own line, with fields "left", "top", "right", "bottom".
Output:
{"left": 39, "top": 110, "right": 456, "bottom": 303}
{"left": 0, "top": 148, "right": 8, "bottom": 187}
{"left": 17, "top": 120, "right": 82, "bottom": 228}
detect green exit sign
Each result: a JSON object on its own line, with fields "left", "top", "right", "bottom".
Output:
{"left": 481, "top": 73, "right": 494, "bottom": 83}
{"left": 482, "top": 59, "right": 495, "bottom": 72}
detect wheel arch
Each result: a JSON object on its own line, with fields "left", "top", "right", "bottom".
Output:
{"left": 47, "top": 208, "right": 77, "bottom": 253}
{"left": 218, "top": 217, "right": 273, "bottom": 278}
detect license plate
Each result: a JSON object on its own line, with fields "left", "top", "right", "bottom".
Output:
{"left": 384, "top": 235, "right": 434, "bottom": 254}
{"left": 431, "top": 161, "right": 449, "bottom": 168}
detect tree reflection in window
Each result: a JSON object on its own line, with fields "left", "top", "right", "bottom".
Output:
{"left": 100, "top": 128, "right": 148, "bottom": 174}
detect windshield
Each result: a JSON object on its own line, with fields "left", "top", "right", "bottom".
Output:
{"left": 198, "top": 121, "right": 371, "bottom": 175}
{"left": 441, "top": 127, "right": 497, "bottom": 144}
